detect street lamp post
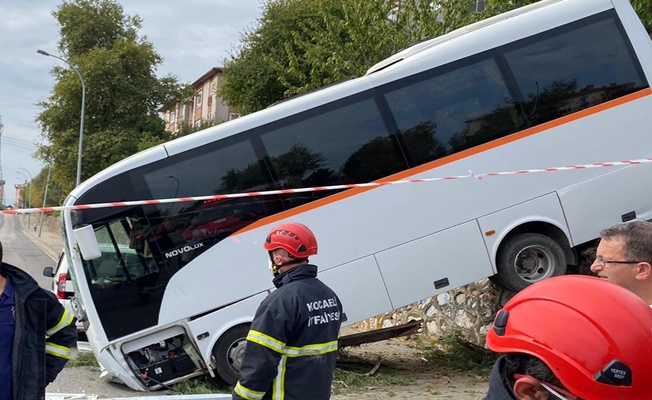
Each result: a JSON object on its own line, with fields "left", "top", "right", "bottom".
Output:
{"left": 38, "top": 164, "right": 53, "bottom": 237}
{"left": 18, "top": 168, "right": 33, "bottom": 207}
{"left": 37, "top": 49, "right": 86, "bottom": 187}
{"left": 17, "top": 171, "right": 31, "bottom": 227}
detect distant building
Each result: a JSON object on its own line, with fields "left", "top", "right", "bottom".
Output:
{"left": 14, "top": 183, "right": 25, "bottom": 208}
{"left": 162, "top": 67, "right": 240, "bottom": 134}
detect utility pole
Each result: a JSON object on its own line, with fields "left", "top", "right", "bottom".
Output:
{"left": 0, "top": 115, "right": 5, "bottom": 207}
{"left": 38, "top": 164, "right": 52, "bottom": 237}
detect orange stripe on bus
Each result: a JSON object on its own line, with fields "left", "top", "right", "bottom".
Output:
{"left": 237, "top": 87, "right": 651, "bottom": 236}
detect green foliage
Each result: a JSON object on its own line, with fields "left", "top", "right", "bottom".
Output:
{"left": 174, "top": 119, "right": 220, "bottom": 138}
{"left": 420, "top": 331, "right": 498, "bottom": 376}
{"left": 166, "top": 376, "right": 230, "bottom": 394}
{"left": 67, "top": 352, "right": 100, "bottom": 368}
{"left": 219, "top": 0, "right": 534, "bottom": 114}
{"left": 35, "top": 0, "right": 192, "bottom": 196}
{"left": 20, "top": 166, "right": 65, "bottom": 209}
{"left": 55, "top": 0, "right": 141, "bottom": 57}
{"left": 632, "top": 0, "right": 652, "bottom": 32}
{"left": 221, "top": 0, "right": 652, "bottom": 117}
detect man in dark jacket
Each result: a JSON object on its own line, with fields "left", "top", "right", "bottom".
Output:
{"left": 0, "top": 242, "right": 77, "bottom": 400}
{"left": 232, "top": 222, "right": 343, "bottom": 400}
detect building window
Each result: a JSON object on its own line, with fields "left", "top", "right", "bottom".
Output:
{"left": 196, "top": 91, "right": 203, "bottom": 108}
{"left": 170, "top": 111, "right": 176, "bottom": 123}
{"left": 194, "top": 119, "right": 201, "bottom": 127}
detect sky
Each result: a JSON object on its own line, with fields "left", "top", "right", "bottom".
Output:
{"left": 0, "top": 0, "right": 263, "bottom": 206}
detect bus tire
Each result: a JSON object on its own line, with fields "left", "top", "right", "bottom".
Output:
{"left": 491, "top": 233, "right": 567, "bottom": 292}
{"left": 212, "top": 324, "right": 250, "bottom": 386}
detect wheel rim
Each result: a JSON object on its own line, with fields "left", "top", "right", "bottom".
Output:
{"left": 226, "top": 338, "right": 247, "bottom": 373}
{"left": 514, "top": 245, "right": 556, "bottom": 282}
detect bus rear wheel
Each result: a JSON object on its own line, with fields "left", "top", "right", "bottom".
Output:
{"left": 491, "top": 233, "right": 567, "bottom": 292}
{"left": 212, "top": 324, "right": 250, "bottom": 386}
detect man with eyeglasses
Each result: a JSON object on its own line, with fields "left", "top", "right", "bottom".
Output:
{"left": 590, "top": 221, "right": 652, "bottom": 304}
{"left": 484, "top": 275, "right": 652, "bottom": 400}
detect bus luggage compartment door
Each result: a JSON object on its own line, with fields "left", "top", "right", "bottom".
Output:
{"left": 558, "top": 163, "right": 652, "bottom": 245}
{"left": 317, "top": 255, "right": 393, "bottom": 326}
{"left": 374, "top": 220, "right": 492, "bottom": 309}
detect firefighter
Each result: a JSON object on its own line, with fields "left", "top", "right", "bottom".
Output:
{"left": 0, "top": 241, "right": 77, "bottom": 400}
{"left": 484, "top": 275, "right": 652, "bottom": 400}
{"left": 233, "top": 222, "right": 343, "bottom": 400}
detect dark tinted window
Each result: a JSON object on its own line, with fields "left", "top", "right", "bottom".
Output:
{"left": 81, "top": 216, "right": 164, "bottom": 340}
{"left": 258, "top": 94, "right": 406, "bottom": 209}
{"left": 384, "top": 57, "right": 520, "bottom": 165}
{"left": 140, "top": 136, "right": 281, "bottom": 265}
{"left": 382, "top": 11, "right": 647, "bottom": 168}
{"left": 504, "top": 13, "right": 647, "bottom": 127}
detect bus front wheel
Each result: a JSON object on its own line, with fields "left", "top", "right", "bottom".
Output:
{"left": 491, "top": 233, "right": 567, "bottom": 292}
{"left": 212, "top": 324, "right": 250, "bottom": 386}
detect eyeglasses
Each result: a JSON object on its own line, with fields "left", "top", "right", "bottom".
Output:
{"left": 514, "top": 374, "right": 583, "bottom": 400}
{"left": 593, "top": 256, "right": 644, "bottom": 267}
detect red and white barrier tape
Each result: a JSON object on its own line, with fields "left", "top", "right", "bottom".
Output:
{"left": 4, "top": 158, "right": 652, "bottom": 215}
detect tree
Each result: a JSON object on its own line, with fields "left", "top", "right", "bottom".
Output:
{"left": 175, "top": 119, "right": 219, "bottom": 138}
{"left": 632, "top": 0, "right": 652, "bottom": 32}
{"left": 219, "top": 0, "right": 532, "bottom": 114}
{"left": 24, "top": 165, "right": 66, "bottom": 211}
{"left": 220, "top": 0, "right": 338, "bottom": 114}
{"left": 221, "top": 0, "right": 652, "bottom": 116}
{"left": 36, "top": 0, "right": 193, "bottom": 195}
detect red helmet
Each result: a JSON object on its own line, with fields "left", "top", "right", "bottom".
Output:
{"left": 263, "top": 222, "right": 318, "bottom": 259}
{"left": 486, "top": 275, "right": 652, "bottom": 400}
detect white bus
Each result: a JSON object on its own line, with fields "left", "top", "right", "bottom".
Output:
{"left": 62, "top": 0, "right": 652, "bottom": 390}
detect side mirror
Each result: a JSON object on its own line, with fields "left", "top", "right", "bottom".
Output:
{"left": 73, "top": 224, "right": 102, "bottom": 260}
{"left": 43, "top": 266, "right": 54, "bottom": 278}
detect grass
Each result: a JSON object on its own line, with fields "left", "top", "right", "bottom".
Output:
{"left": 165, "top": 376, "right": 230, "bottom": 395}
{"left": 418, "top": 331, "right": 498, "bottom": 376}
{"left": 67, "top": 352, "right": 100, "bottom": 368}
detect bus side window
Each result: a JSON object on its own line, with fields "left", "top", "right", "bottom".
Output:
{"left": 503, "top": 14, "right": 647, "bottom": 127}
{"left": 259, "top": 94, "right": 407, "bottom": 210}
{"left": 383, "top": 57, "right": 518, "bottom": 166}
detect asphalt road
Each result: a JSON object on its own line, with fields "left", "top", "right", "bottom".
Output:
{"left": 0, "top": 213, "right": 57, "bottom": 289}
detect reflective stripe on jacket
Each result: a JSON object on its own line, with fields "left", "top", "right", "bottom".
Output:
{"left": 3, "top": 263, "right": 77, "bottom": 400}
{"left": 233, "top": 264, "right": 343, "bottom": 400}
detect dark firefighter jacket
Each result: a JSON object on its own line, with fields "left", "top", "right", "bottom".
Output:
{"left": 3, "top": 263, "right": 77, "bottom": 400}
{"left": 232, "top": 264, "right": 343, "bottom": 400}
{"left": 483, "top": 355, "right": 517, "bottom": 400}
